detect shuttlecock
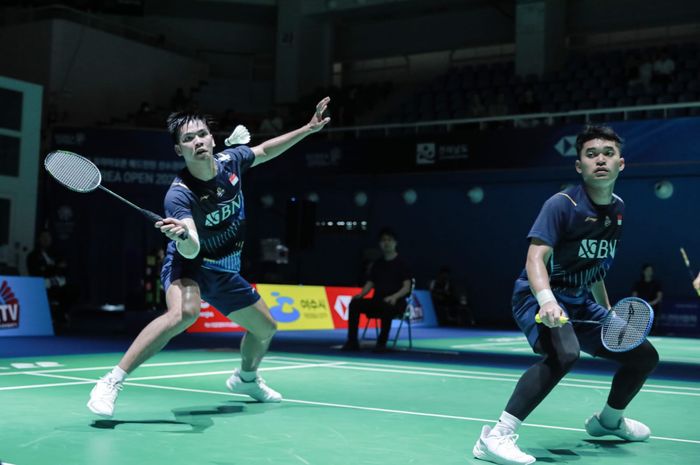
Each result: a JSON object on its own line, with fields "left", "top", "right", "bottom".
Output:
{"left": 224, "top": 125, "right": 251, "bottom": 146}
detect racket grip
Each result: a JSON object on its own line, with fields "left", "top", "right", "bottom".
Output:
{"left": 535, "top": 314, "right": 569, "bottom": 324}
{"left": 142, "top": 209, "right": 189, "bottom": 241}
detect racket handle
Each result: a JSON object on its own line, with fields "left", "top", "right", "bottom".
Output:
{"left": 141, "top": 209, "right": 189, "bottom": 240}
{"left": 535, "top": 314, "right": 569, "bottom": 324}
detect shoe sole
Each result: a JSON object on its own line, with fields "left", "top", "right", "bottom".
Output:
{"left": 225, "top": 379, "right": 282, "bottom": 403}
{"left": 86, "top": 401, "right": 114, "bottom": 418}
{"left": 472, "top": 440, "right": 535, "bottom": 465}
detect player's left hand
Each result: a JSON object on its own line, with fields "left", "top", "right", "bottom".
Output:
{"left": 384, "top": 295, "right": 398, "bottom": 306}
{"left": 308, "top": 96, "right": 331, "bottom": 132}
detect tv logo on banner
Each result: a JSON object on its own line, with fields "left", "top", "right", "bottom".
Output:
{"left": 0, "top": 280, "right": 20, "bottom": 329}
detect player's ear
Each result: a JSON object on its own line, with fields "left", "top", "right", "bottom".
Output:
{"left": 575, "top": 158, "right": 582, "bottom": 174}
{"left": 174, "top": 145, "right": 182, "bottom": 157}
{"left": 619, "top": 157, "right": 625, "bottom": 172}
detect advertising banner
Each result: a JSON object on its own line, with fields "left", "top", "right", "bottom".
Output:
{"left": 0, "top": 276, "right": 53, "bottom": 337}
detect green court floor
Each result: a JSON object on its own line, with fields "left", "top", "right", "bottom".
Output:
{"left": 1, "top": 348, "right": 698, "bottom": 465}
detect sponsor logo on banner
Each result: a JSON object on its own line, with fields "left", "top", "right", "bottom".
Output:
{"left": 257, "top": 284, "right": 335, "bottom": 330}
{"left": 0, "top": 280, "right": 20, "bottom": 329}
{"left": 324, "top": 286, "right": 376, "bottom": 329}
{"left": 554, "top": 135, "right": 578, "bottom": 157}
{"left": 186, "top": 301, "right": 245, "bottom": 333}
{"left": 416, "top": 143, "right": 436, "bottom": 165}
{"left": 305, "top": 147, "right": 343, "bottom": 168}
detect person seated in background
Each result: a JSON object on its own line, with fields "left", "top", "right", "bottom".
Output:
{"left": 26, "top": 230, "right": 76, "bottom": 332}
{"left": 342, "top": 228, "right": 412, "bottom": 353}
{"left": 430, "top": 266, "right": 455, "bottom": 326}
{"left": 259, "top": 109, "right": 284, "bottom": 134}
{"left": 632, "top": 263, "right": 663, "bottom": 333}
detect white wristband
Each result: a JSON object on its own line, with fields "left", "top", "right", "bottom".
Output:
{"left": 535, "top": 289, "right": 556, "bottom": 307}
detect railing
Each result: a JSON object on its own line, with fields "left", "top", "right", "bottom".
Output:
{"left": 316, "top": 101, "right": 700, "bottom": 138}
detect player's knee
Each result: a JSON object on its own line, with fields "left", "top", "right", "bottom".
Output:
{"left": 178, "top": 301, "right": 201, "bottom": 326}
{"left": 636, "top": 343, "right": 659, "bottom": 373}
{"left": 557, "top": 349, "right": 580, "bottom": 372}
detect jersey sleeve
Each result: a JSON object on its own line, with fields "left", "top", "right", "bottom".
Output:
{"left": 221, "top": 146, "right": 255, "bottom": 174}
{"left": 527, "top": 193, "right": 572, "bottom": 247}
{"left": 164, "top": 186, "right": 193, "bottom": 221}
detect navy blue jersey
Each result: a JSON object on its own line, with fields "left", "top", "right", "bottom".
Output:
{"left": 164, "top": 146, "right": 254, "bottom": 273}
{"left": 517, "top": 184, "right": 624, "bottom": 293}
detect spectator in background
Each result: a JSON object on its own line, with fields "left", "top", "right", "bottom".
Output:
{"left": 629, "top": 53, "right": 653, "bottom": 92}
{"left": 26, "top": 230, "right": 76, "bottom": 332}
{"left": 466, "top": 93, "right": 486, "bottom": 118}
{"left": 514, "top": 88, "right": 541, "bottom": 128}
{"left": 488, "top": 92, "right": 510, "bottom": 117}
{"left": 632, "top": 263, "right": 663, "bottom": 333}
{"left": 652, "top": 49, "right": 675, "bottom": 86}
{"left": 171, "top": 87, "right": 190, "bottom": 111}
{"left": 259, "top": 109, "right": 284, "bottom": 134}
{"left": 430, "top": 266, "right": 455, "bottom": 326}
{"left": 342, "top": 228, "right": 412, "bottom": 353}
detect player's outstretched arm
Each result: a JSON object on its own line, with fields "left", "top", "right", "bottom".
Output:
{"left": 694, "top": 272, "right": 700, "bottom": 292}
{"left": 250, "top": 97, "right": 331, "bottom": 167}
{"left": 156, "top": 217, "right": 200, "bottom": 259}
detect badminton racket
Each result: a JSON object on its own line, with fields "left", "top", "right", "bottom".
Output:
{"left": 535, "top": 297, "right": 653, "bottom": 352}
{"left": 680, "top": 247, "right": 700, "bottom": 296}
{"left": 44, "top": 150, "right": 188, "bottom": 240}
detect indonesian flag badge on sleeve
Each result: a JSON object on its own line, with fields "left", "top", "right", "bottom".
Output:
{"left": 617, "top": 214, "right": 623, "bottom": 226}
{"left": 229, "top": 173, "right": 239, "bottom": 186}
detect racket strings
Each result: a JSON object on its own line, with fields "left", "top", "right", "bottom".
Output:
{"left": 45, "top": 151, "right": 101, "bottom": 192}
{"left": 601, "top": 301, "right": 652, "bottom": 351}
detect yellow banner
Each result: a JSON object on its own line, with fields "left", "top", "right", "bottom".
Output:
{"left": 256, "top": 284, "right": 335, "bottom": 330}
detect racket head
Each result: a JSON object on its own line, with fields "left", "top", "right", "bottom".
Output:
{"left": 44, "top": 150, "right": 102, "bottom": 193}
{"left": 600, "top": 297, "right": 654, "bottom": 352}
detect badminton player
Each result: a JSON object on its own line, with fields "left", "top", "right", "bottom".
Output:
{"left": 87, "top": 97, "right": 331, "bottom": 417}
{"left": 473, "top": 125, "right": 659, "bottom": 465}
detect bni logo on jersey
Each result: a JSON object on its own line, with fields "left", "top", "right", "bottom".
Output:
{"left": 0, "top": 280, "right": 20, "bottom": 329}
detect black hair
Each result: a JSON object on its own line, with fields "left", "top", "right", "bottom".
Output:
{"left": 378, "top": 227, "right": 397, "bottom": 241}
{"left": 575, "top": 124, "right": 623, "bottom": 158}
{"left": 166, "top": 111, "right": 217, "bottom": 144}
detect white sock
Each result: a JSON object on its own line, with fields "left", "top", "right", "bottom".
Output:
{"left": 599, "top": 404, "right": 624, "bottom": 429}
{"left": 489, "top": 411, "right": 522, "bottom": 437}
{"left": 239, "top": 369, "right": 257, "bottom": 382}
{"left": 109, "top": 366, "right": 128, "bottom": 383}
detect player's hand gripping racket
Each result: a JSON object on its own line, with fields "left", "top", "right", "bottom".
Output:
{"left": 535, "top": 297, "right": 654, "bottom": 352}
{"left": 680, "top": 247, "right": 700, "bottom": 296}
{"left": 44, "top": 150, "right": 188, "bottom": 240}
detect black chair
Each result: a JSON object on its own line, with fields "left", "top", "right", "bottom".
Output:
{"left": 361, "top": 279, "right": 417, "bottom": 349}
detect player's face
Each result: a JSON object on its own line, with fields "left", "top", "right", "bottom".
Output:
{"left": 575, "top": 138, "right": 624, "bottom": 186}
{"left": 175, "top": 120, "right": 215, "bottom": 162}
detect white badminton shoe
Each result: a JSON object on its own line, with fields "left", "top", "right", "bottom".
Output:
{"left": 225, "top": 369, "right": 282, "bottom": 402}
{"left": 473, "top": 425, "right": 536, "bottom": 465}
{"left": 87, "top": 374, "right": 123, "bottom": 417}
{"left": 585, "top": 414, "right": 651, "bottom": 441}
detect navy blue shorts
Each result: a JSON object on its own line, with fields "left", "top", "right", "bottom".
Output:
{"left": 161, "top": 253, "right": 261, "bottom": 313}
{"left": 511, "top": 277, "right": 609, "bottom": 355}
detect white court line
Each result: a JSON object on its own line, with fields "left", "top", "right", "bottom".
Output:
{"left": 10, "top": 372, "right": 700, "bottom": 445}
{"left": 268, "top": 355, "right": 700, "bottom": 393}
{"left": 0, "top": 356, "right": 314, "bottom": 377}
{"left": 3, "top": 354, "right": 699, "bottom": 395}
{"left": 0, "top": 362, "right": 346, "bottom": 391}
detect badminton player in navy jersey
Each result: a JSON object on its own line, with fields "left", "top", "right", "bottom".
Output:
{"left": 473, "top": 125, "right": 659, "bottom": 465}
{"left": 87, "top": 97, "right": 331, "bottom": 417}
